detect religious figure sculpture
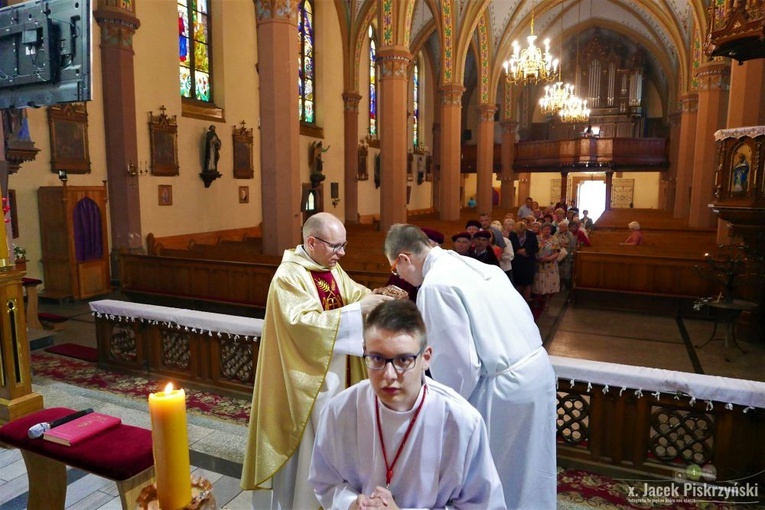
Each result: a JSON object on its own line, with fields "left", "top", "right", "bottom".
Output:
{"left": 732, "top": 152, "right": 749, "bottom": 193}
{"left": 309, "top": 141, "right": 329, "bottom": 188}
{"left": 204, "top": 125, "right": 222, "bottom": 174}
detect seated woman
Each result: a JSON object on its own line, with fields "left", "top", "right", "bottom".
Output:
{"left": 621, "top": 221, "right": 643, "bottom": 245}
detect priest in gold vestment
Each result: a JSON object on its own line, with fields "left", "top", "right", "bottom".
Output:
{"left": 241, "top": 213, "right": 390, "bottom": 509}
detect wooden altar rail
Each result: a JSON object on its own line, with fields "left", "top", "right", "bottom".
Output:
{"left": 556, "top": 381, "right": 765, "bottom": 482}
{"left": 119, "top": 253, "right": 390, "bottom": 313}
{"left": 515, "top": 137, "right": 668, "bottom": 171}
{"left": 90, "top": 303, "right": 765, "bottom": 482}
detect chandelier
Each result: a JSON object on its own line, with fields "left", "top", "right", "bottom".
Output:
{"left": 539, "top": 82, "right": 574, "bottom": 116}
{"left": 503, "top": 11, "right": 558, "bottom": 85}
{"left": 559, "top": 95, "right": 591, "bottom": 123}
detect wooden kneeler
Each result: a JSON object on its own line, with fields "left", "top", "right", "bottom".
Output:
{"left": 0, "top": 407, "right": 155, "bottom": 510}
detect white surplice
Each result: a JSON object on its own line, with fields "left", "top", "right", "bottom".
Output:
{"left": 309, "top": 379, "right": 506, "bottom": 510}
{"left": 416, "top": 247, "right": 557, "bottom": 510}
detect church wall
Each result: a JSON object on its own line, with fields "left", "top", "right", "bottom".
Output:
{"left": 406, "top": 51, "right": 434, "bottom": 212}
{"left": 302, "top": 0, "right": 346, "bottom": 220}
{"left": 133, "top": 0, "right": 261, "bottom": 240}
{"left": 628, "top": 172, "right": 660, "bottom": 208}
{"left": 356, "top": 22, "right": 381, "bottom": 218}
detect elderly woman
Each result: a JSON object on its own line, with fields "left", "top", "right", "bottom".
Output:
{"left": 554, "top": 221, "right": 577, "bottom": 291}
{"left": 511, "top": 221, "right": 538, "bottom": 301}
{"left": 621, "top": 221, "right": 643, "bottom": 245}
{"left": 532, "top": 223, "right": 561, "bottom": 311}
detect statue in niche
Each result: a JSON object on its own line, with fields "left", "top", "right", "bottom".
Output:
{"left": 204, "top": 125, "right": 222, "bottom": 174}
{"left": 732, "top": 152, "right": 750, "bottom": 193}
{"left": 309, "top": 141, "right": 330, "bottom": 187}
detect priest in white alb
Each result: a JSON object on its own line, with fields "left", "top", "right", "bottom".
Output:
{"left": 383, "top": 224, "right": 558, "bottom": 510}
{"left": 240, "top": 212, "right": 390, "bottom": 509}
{"left": 310, "top": 299, "right": 506, "bottom": 510}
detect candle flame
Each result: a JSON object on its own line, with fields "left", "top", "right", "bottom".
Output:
{"left": 164, "top": 382, "right": 174, "bottom": 394}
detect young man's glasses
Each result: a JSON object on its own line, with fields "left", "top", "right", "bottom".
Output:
{"left": 363, "top": 346, "right": 425, "bottom": 373}
{"left": 312, "top": 236, "right": 348, "bottom": 253}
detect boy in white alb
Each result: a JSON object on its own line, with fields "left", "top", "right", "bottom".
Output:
{"left": 309, "top": 300, "right": 505, "bottom": 510}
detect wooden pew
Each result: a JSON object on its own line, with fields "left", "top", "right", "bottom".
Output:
{"left": 119, "top": 253, "right": 390, "bottom": 314}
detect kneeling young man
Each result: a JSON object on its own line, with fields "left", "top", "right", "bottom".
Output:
{"left": 309, "top": 300, "right": 506, "bottom": 510}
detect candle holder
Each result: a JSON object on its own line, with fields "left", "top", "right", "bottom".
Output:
{"left": 693, "top": 243, "right": 764, "bottom": 306}
{"left": 135, "top": 475, "right": 217, "bottom": 509}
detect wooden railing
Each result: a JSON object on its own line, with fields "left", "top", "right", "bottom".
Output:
{"left": 90, "top": 300, "right": 765, "bottom": 483}
{"left": 514, "top": 137, "right": 668, "bottom": 172}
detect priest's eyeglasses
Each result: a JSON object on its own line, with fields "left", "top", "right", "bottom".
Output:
{"left": 313, "top": 236, "right": 348, "bottom": 253}
{"left": 363, "top": 346, "right": 425, "bottom": 372}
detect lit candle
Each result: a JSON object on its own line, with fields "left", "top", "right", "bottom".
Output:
{"left": 148, "top": 382, "right": 192, "bottom": 509}
{"left": 0, "top": 198, "right": 10, "bottom": 266}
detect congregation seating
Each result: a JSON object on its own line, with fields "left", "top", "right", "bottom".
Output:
{"left": 127, "top": 207, "right": 731, "bottom": 313}
{"left": 574, "top": 209, "right": 722, "bottom": 299}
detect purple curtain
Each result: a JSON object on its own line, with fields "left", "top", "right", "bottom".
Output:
{"left": 73, "top": 198, "right": 103, "bottom": 262}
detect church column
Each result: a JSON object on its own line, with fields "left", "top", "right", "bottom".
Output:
{"left": 94, "top": 1, "right": 142, "bottom": 278}
{"left": 431, "top": 122, "right": 441, "bottom": 211}
{"left": 475, "top": 104, "right": 496, "bottom": 213}
{"left": 500, "top": 121, "right": 518, "bottom": 209}
{"left": 673, "top": 93, "right": 698, "bottom": 219}
{"left": 342, "top": 92, "right": 361, "bottom": 223}
{"left": 439, "top": 85, "right": 465, "bottom": 221}
{"left": 560, "top": 172, "right": 568, "bottom": 205}
{"left": 727, "top": 59, "right": 765, "bottom": 127}
{"left": 605, "top": 170, "right": 614, "bottom": 211}
{"left": 689, "top": 62, "right": 730, "bottom": 227}
{"left": 377, "top": 48, "right": 412, "bottom": 231}
{"left": 255, "top": 3, "right": 301, "bottom": 254}
{"left": 663, "top": 110, "right": 681, "bottom": 212}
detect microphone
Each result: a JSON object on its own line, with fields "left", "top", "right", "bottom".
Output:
{"left": 28, "top": 408, "right": 94, "bottom": 439}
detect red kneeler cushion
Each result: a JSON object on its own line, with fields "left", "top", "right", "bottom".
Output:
{"left": 0, "top": 407, "right": 154, "bottom": 481}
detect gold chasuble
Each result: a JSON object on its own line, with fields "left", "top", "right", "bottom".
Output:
{"left": 241, "top": 247, "right": 370, "bottom": 491}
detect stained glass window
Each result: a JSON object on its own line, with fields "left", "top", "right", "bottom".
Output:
{"left": 412, "top": 60, "right": 419, "bottom": 148}
{"left": 299, "top": 0, "right": 315, "bottom": 123}
{"left": 178, "top": 0, "right": 212, "bottom": 102}
{"left": 369, "top": 25, "right": 377, "bottom": 137}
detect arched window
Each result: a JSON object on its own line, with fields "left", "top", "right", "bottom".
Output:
{"left": 299, "top": 0, "right": 315, "bottom": 123}
{"left": 178, "top": 0, "right": 212, "bottom": 102}
{"left": 368, "top": 25, "right": 377, "bottom": 137}
{"left": 412, "top": 60, "right": 419, "bottom": 148}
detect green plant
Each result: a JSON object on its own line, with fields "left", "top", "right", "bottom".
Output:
{"left": 12, "top": 244, "right": 26, "bottom": 260}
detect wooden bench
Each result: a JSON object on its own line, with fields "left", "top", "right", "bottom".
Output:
{"left": 0, "top": 407, "right": 154, "bottom": 510}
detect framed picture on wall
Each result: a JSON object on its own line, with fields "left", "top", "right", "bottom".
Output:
{"left": 149, "top": 106, "right": 179, "bottom": 176}
{"left": 239, "top": 186, "right": 249, "bottom": 203}
{"left": 158, "top": 185, "right": 173, "bottom": 206}
{"left": 232, "top": 121, "right": 254, "bottom": 179}
{"left": 47, "top": 103, "right": 91, "bottom": 174}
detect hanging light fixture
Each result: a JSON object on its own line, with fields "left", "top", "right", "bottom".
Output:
{"left": 539, "top": 82, "right": 574, "bottom": 115}
{"left": 504, "top": 9, "right": 558, "bottom": 85}
{"left": 539, "top": 2, "right": 570, "bottom": 115}
{"left": 559, "top": 95, "right": 590, "bottom": 123}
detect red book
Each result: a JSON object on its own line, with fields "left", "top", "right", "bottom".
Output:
{"left": 42, "top": 413, "right": 122, "bottom": 446}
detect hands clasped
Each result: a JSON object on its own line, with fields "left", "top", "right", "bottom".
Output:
{"left": 351, "top": 486, "right": 400, "bottom": 509}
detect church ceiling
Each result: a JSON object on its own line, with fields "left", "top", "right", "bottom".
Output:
{"left": 348, "top": 0, "right": 695, "bottom": 75}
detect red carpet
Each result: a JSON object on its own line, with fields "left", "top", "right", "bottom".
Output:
{"left": 31, "top": 351, "right": 251, "bottom": 425}
{"left": 45, "top": 343, "right": 99, "bottom": 362}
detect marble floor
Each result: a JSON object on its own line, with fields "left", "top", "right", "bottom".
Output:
{"left": 1, "top": 290, "right": 763, "bottom": 509}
